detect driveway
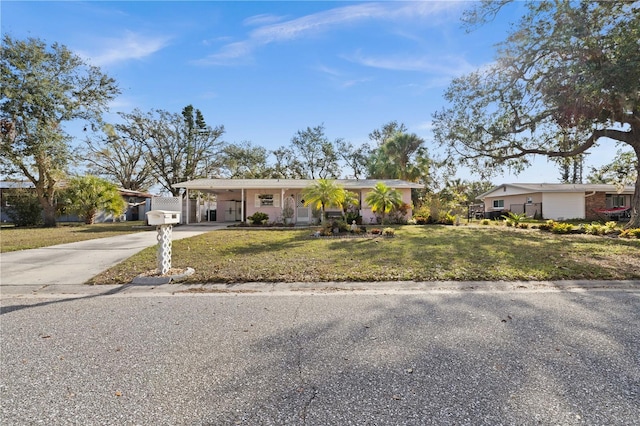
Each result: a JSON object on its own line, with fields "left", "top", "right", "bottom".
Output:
{"left": 0, "top": 225, "right": 219, "bottom": 289}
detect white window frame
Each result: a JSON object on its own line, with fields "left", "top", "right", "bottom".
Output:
{"left": 493, "top": 199, "right": 504, "bottom": 209}
{"left": 255, "top": 193, "right": 280, "bottom": 208}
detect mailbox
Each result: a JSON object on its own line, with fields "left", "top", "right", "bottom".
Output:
{"left": 146, "top": 210, "right": 181, "bottom": 225}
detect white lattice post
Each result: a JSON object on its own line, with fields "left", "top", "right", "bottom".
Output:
{"left": 157, "top": 224, "right": 173, "bottom": 275}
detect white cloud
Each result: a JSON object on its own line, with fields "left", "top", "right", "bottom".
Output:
{"left": 345, "top": 51, "right": 475, "bottom": 76}
{"left": 315, "top": 64, "right": 342, "bottom": 77}
{"left": 79, "top": 31, "right": 171, "bottom": 67}
{"left": 243, "top": 14, "right": 286, "bottom": 27}
{"left": 197, "top": 1, "right": 461, "bottom": 66}
{"left": 195, "top": 41, "right": 254, "bottom": 66}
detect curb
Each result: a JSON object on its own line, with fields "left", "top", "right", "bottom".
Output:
{"left": 130, "top": 267, "right": 195, "bottom": 285}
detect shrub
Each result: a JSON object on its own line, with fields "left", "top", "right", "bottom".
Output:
{"left": 388, "top": 202, "right": 410, "bottom": 224}
{"left": 583, "top": 223, "right": 605, "bottom": 235}
{"left": 382, "top": 227, "right": 395, "bottom": 236}
{"left": 620, "top": 228, "right": 640, "bottom": 239}
{"left": 538, "top": 220, "right": 556, "bottom": 231}
{"left": 480, "top": 219, "right": 491, "bottom": 226}
{"left": 517, "top": 222, "right": 530, "bottom": 229}
{"left": 439, "top": 212, "right": 456, "bottom": 225}
{"left": 371, "top": 228, "right": 382, "bottom": 235}
{"left": 412, "top": 215, "right": 430, "bottom": 225}
{"left": 5, "top": 190, "right": 43, "bottom": 227}
{"left": 321, "top": 220, "right": 348, "bottom": 235}
{"left": 502, "top": 212, "right": 527, "bottom": 227}
{"left": 345, "top": 212, "right": 361, "bottom": 225}
{"left": 551, "top": 222, "right": 573, "bottom": 234}
{"left": 605, "top": 221, "right": 619, "bottom": 234}
{"left": 248, "top": 212, "right": 269, "bottom": 224}
{"left": 583, "top": 221, "right": 620, "bottom": 236}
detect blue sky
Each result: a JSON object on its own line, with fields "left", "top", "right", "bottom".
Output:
{"left": 2, "top": 1, "right": 618, "bottom": 184}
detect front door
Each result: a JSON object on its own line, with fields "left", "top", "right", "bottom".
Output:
{"left": 296, "top": 193, "right": 310, "bottom": 223}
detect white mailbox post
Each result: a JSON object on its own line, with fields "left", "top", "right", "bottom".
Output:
{"left": 146, "top": 210, "right": 181, "bottom": 275}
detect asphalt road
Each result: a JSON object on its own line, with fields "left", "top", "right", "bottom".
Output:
{"left": 1, "top": 288, "right": 638, "bottom": 425}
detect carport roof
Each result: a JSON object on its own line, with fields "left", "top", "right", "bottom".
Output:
{"left": 173, "top": 178, "right": 423, "bottom": 191}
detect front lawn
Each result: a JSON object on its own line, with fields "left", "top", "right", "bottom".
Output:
{"left": 0, "top": 222, "right": 151, "bottom": 252}
{"left": 88, "top": 225, "right": 640, "bottom": 284}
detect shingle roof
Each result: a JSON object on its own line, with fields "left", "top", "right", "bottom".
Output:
{"left": 173, "top": 178, "right": 423, "bottom": 190}
{"left": 478, "top": 183, "right": 634, "bottom": 199}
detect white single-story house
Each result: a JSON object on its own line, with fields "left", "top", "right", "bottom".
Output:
{"left": 478, "top": 183, "right": 635, "bottom": 221}
{"left": 172, "top": 178, "right": 423, "bottom": 225}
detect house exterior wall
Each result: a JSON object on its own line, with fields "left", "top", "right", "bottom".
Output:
{"left": 209, "top": 186, "right": 414, "bottom": 224}
{"left": 585, "top": 192, "right": 606, "bottom": 220}
{"left": 483, "top": 193, "right": 543, "bottom": 214}
{"left": 541, "top": 192, "right": 585, "bottom": 220}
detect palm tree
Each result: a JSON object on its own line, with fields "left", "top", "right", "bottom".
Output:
{"left": 342, "top": 190, "right": 360, "bottom": 218}
{"left": 301, "top": 179, "right": 346, "bottom": 223}
{"left": 365, "top": 182, "right": 402, "bottom": 224}
{"left": 366, "top": 132, "right": 429, "bottom": 183}
{"left": 63, "top": 175, "right": 127, "bottom": 224}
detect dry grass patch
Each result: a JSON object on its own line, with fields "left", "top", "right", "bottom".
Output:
{"left": 88, "top": 226, "right": 640, "bottom": 284}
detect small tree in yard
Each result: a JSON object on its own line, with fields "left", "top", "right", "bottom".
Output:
{"left": 365, "top": 182, "right": 402, "bottom": 224}
{"left": 301, "top": 179, "right": 346, "bottom": 224}
{"left": 63, "top": 175, "right": 126, "bottom": 224}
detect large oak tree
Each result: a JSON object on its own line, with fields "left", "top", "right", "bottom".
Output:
{"left": 82, "top": 123, "right": 155, "bottom": 192}
{"left": 115, "top": 106, "right": 224, "bottom": 196}
{"left": 433, "top": 1, "right": 640, "bottom": 227}
{"left": 1, "top": 35, "right": 119, "bottom": 226}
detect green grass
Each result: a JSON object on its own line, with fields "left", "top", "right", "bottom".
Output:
{"left": 88, "top": 225, "right": 640, "bottom": 284}
{"left": 0, "top": 221, "right": 151, "bottom": 252}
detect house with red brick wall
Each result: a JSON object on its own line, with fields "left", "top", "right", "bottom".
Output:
{"left": 478, "top": 183, "right": 634, "bottom": 221}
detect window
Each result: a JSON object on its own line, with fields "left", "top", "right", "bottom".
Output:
{"left": 612, "top": 195, "right": 626, "bottom": 208}
{"left": 258, "top": 194, "right": 274, "bottom": 207}
{"left": 254, "top": 193, "right": 280, "bottom": 208}
{"left": 526, "top": 197, "right": 533, "bottom": 204}
{"left": 493, "top": 199, "right": 504, "bottom": 209}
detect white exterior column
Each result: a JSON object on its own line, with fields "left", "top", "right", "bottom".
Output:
{"left": 185, "top": 188, "right": 190, "bottom": 225}
{"left": 241, "top": 188, "right": 245, "bottom": 222}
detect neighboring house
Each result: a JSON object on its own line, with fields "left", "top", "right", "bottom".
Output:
{"left": 1, "top": 180, "right": 153, "bottom": 223}
{"left": 1, "top": 180, "right": 35, "bottom": 222}
{"left": 478, "top": 183, "right": 634, "bottom": 221}
{"left": 118, "top": 189, "right": 154, "bottom": 222}
{"left": 172, "top": 178, "right": 422, "bottom": 225}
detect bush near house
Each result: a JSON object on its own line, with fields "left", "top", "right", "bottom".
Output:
{"left": 247, "top": 212, "right": 269, "bottom": 224}
{"left": 439, "top": 212, "right": 457, "bottom": 225}
{"left": 620, "top": 228, "right": 640, "bottom": 239}
{"left": 4, "top": 190, "right": 43, "bottom": 227}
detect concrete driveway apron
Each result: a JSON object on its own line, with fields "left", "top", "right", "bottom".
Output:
{"left": 0, "top": 225, "right": 216, "bottom": 289}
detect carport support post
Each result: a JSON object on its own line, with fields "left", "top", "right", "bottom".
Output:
{"left": 156, "top": 224, "right": 173, "bottom": 275}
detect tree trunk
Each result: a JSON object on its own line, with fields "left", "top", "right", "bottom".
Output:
{"left": 628, "top": 151, "right": 640, "bottom": 229}
{"left": 42, "top": 202, "right": 57, "bottom": 227}
{"left": 85, "top": 208, "right": 97, "bottom": 225}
